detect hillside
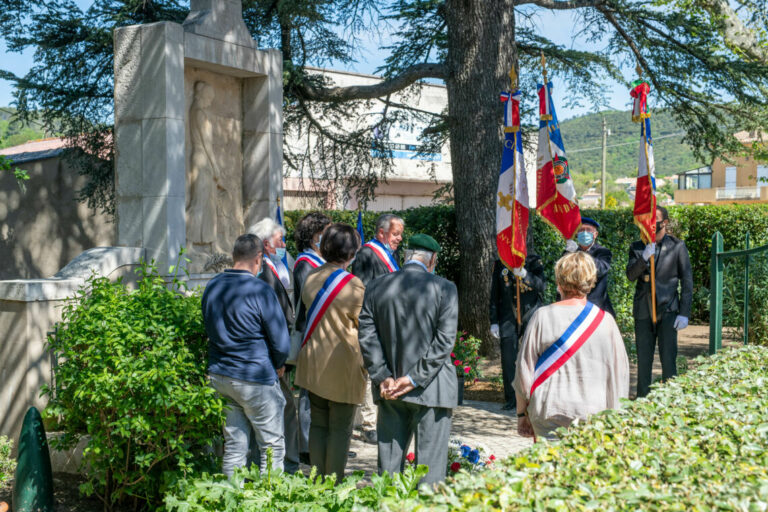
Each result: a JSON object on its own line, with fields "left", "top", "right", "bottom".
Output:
{"left": 559, "top": 109, "right": 704, "bottom": 180}
{"left": 0, "top": 107, "right": 46, "bottom": 149}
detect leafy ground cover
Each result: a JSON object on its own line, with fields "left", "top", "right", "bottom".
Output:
{"left": 164, "top": 346, "right": 768, "bottom": 511}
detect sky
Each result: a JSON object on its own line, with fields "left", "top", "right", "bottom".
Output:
{"left": 0, "top": 2, "right": 636, "bottom": 121}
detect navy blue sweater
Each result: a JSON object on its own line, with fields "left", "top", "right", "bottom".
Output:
{"left": 202, "top": 269, "right": 290, "bottom": 384}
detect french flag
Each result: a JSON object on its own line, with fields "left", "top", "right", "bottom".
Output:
{"left": 535, "top": 81, "right": 581, "bottom": 240}
{"left": 496, "top": 89, "right": 529, "bottom": 270}
{"left": 631, "top": 80, "right": 656, "bottom": 244}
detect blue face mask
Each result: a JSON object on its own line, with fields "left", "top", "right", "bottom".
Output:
{"left": 315, "top": 235, "right": 322, "bottom": 249}
{"left": 275, "top": 248, "right": 286, "bottom": 260}
{"left": 256, "top": 266, "right": 263, "bottom": 277}
{"left": 576, "top": 231, "right": 594, "bottom": 247}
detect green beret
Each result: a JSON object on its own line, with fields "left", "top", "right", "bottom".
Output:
{"left": 408, "top": 233, "right": 441, "bottom": 253}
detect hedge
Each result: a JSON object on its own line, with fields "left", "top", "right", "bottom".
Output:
{"left": 284, "top": 204, "right": 768, "bottom": 342}
{"left": 165, "top": 346, "right": 768, "bottom": 510}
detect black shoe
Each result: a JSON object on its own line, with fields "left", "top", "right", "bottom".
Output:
{"left": 501, "top": 402, "right": 515, "bottom": 411}
{"left": 348, "top": 451, "right": 357, "bottom": 458}
{"left": 299, "top": 452, "right": 311, "bottom": 465}
{"left": 362, "top": 429, "right": 378, "bottom": 444}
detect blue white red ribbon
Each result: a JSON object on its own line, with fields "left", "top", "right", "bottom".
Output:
{"left": 302, "top": 268, "right": 355, "bottom": 347}
{"left": 364, "top": 239, "right": 400, "bottom": 272}
{"left": 530, "top": 302, "right": 605, "bottom": 396}
{"left": 263, "top": 256, "right": 280, "bottom": 281}
{"left": 294, "top": 251, "right": 325, "bottom": 270}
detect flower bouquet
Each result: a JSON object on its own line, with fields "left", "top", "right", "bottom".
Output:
{"left": 451, "top": 331, "right": 482, "bottom": 383}
{"left": 446, "top": 438, "right": 496, "bottom": 474}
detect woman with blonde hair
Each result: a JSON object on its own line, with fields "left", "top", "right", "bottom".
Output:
{"left": 513, "top": 251, "right": 629, "bottom": 441}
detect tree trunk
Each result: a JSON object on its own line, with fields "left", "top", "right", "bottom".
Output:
{"left": 445, "top": 0, "right": 516, "bottom": 356}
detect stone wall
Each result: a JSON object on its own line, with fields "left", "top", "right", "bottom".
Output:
{"left": 0, "top": 154, "right": 115, "bottom": 280}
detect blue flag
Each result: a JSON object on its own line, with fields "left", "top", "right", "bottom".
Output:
{"left": 276, "top": 202, "right": 288, "bottom": 267}
{"left": 357, "top": 210, "right": 364, "bottom": 241}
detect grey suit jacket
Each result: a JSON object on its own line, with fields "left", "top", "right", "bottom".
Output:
{"left": 358, "top": 263, "right": 459, "bottom": 409}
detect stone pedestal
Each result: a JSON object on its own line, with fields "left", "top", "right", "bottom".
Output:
{"left": 114, "top": 4, "right": 283, "bottom": 272}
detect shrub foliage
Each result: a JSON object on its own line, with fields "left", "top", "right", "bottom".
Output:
{"left": 43, "top": 263, "right": 224, "bottom": 510}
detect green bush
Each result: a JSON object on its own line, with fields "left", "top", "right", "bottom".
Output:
{"left": 42, "top": 262, "right": 225, "bottom": 510}
{"left": 0, "top": 435, "right": 14, "bottom": 486}
{"left": 165, "top": 456, "right": 429, "bottom": 511}
{"left": 165, "top": 346, "right": 768, "bottom": 511}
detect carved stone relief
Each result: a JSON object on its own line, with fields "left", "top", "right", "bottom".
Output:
{"left": 184, "top": 68, "right": 245, "bottom": 271}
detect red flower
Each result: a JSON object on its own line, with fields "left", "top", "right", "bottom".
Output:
{"left": 489, "top": 455, "right": 496, "bottom": 461}
{"left": 474, "top": 378, "right": 479, "bottom": 383}
{"left": 450, "top": 352, "right": 456, "bottom": 358}
{"left": 450, "top": 462, "right": 461, "bottom": 473}
{"left": 406, "top": 452, "right": 415, "bottom": 463}
{"left": 464, "top": 366, "right": 471, "bottom": 374}
{"left": 453, "top": 360, "right": 462, "bottom": 366}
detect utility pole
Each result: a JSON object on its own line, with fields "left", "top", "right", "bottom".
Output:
{"left": 600, "top": 116, "right": 608, "bottom": 208}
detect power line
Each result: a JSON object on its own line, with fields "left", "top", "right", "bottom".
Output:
{"left": 568, "top": 131, "right": 685, "bottom": 153}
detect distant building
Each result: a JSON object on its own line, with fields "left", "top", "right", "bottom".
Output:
{"left": 674, "top": 131, "right": 768, "bottom": 204}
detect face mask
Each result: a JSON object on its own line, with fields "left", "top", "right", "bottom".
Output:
{"left": 256, "top": 267, "right": 263, "bottom": 277}
{"left": 314, "top": 235, "right": 322, "bottom": 249}
{"left": 275, "top": 248, "right": 286, "bottom": 260}
{"left": 576, "top": 231, "right": 594, "bottom": 247}
{"left": 656, "top": 221, "right": 664, "bottom": 233}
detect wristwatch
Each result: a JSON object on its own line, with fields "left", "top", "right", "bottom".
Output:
{"left": 517, "top": 411, "right": 526, "bottom": 418}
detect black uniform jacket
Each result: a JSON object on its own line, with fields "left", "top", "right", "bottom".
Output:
{"left": 260, "top": 256, "right": 295, "bottom": 329}
{"left": 351, "top": 245, "right": 396, "bottom": 286}
{"left": 489, "top": 255, "right": 547, "bottom": 338}
{"left": 559, "top": 243, "right": 615, "bottom": 317}
{"left": 626, "top": 234, "right": 693, "bottom": 320}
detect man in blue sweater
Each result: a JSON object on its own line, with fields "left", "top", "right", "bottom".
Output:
{"left": 203, "top": 234, "right": 291, "bottom": 476}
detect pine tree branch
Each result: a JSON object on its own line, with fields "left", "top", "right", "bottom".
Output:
{"left": 296, "top": 62, "right": 446, "bottom": 101}
{"left": 513, "top": 0, "right": 604, "bottom": 9}
{"left": 695, "top": 0, "right": 768, "bottom": 64}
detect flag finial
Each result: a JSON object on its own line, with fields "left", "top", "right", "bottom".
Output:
{"left": 635, "top": 62, "right": 643, "bottom": 77}
{"left": 508, "top": 67, "right": 518, "bottom": 89}
{"left": 540, "top": 51, "right": 548, "bottom": 80}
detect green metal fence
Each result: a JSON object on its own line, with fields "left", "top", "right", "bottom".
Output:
{"left": 709, "top": 231, "right": 768, "bottom": 354}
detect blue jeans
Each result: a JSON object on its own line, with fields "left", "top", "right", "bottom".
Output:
{"left": 209, "top": 373, "right": 286, "bottom": 476}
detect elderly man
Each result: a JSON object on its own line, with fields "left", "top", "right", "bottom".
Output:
{"left": 562, "top": 217, "right": 615, "bottom": 317}
{"left": 627, "top": 206, "right": 693, "bottom": 398}
{"left": 358, "top": 234, "right": 459, "bottom": 485}
{"left": 248, "top": 218, "right": 300, "bottom": 472}
{"left": 202, "top": 234, "right": 290, "bottom": 475}
{"left": 351, "top": 213, "right": 405, "bottom": 443}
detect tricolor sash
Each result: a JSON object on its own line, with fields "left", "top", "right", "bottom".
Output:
{"left": 530, "top": 301, "right": 605, "bottom": 396}
{"left": 263, "top": 256, "right": 280, "bottom": 281}
{"left": 302, "top": 268, "right": 355, "bottom": 347}
{"left": 294, "top": 251, "right": 325, "bottom": 270}
{"left": 364, "top": 239, "right": 399, "bottom": 272}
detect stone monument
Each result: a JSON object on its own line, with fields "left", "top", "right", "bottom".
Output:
{"left": 114, "top": 0, "right": 283, "bottom": 272}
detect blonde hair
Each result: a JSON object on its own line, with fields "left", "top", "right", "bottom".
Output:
{"left": 555, "top": 251, "right": 597, "bottom": 298}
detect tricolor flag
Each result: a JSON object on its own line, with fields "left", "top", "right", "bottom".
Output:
{"left": 496, "top": 88, "right": 529, "bottom": 270}
{"left": 535, "top": 81, "right": 581, "bottom": 240}
{"left": 276, "top": 200, "right": 288, "bottom": 267}
{"left": 356, "top": 210, "right": 365, "bottom": 242}
{"left": 631, "top": 80, "right": 656, "bottom": 244}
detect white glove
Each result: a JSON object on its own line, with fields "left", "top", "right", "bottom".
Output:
{"left": 673, "top": 316, "right": 689, "bottom": 330}
{"left": 512, "top": 267, "right": 527, "bottom": 279}
{"left": 642, "top": 243, "right": 656, "bottom": 262}
{"left": 490, "top": 324, "right": 500, "bottom": 339}
{"left": 565, "top": 240, "right": 578, "bottom": 253}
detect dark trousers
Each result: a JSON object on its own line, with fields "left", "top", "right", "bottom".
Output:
{"left": 377, "top": 400, "right": 452, "bottom": 485}
{"left": 307, "top": 391, "right": 356, "bottom": 479}
{"left": 635, "top": 311, "right": 678, "bottom": 398}
{"left": 500, "top": 333, "right": 519, "bottom": 404}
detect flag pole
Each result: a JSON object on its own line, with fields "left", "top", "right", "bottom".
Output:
{"left": 508, "top": 65, "right": 523, "bottom": 327}
{"left": 636, "top": 63, "right": 657, "bottom": 325}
